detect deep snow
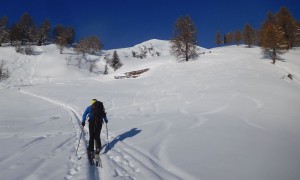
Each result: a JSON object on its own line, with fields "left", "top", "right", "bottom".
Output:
{"left": 0, "top": 40, "right": 300, "bottom": 180}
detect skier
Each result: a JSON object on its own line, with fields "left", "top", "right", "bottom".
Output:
{"left": 82, "top": 99, "right": 108, "bottom": 156}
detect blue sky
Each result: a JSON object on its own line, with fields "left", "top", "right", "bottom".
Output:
{"left": 1, "top": 0, "right": 299, "bottom": 49}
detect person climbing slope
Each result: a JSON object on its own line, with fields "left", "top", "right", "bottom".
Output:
{"left": 82, "top": 99, "right": 108, "bottom": 156}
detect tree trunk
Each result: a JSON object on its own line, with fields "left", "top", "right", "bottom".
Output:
{"left": 272, "top": 49, "right": 276, "bottom": 64}
{"left": 37, "top": 40, "right": 42, "bottom": 46}
{"left": 0, "top": 61, "right": 3, "bottom": 79}
{"left": 185, "top": 52, "right": 188, "bottom": 61}
{"left": 185, "top": 44, "right": 188, "bottom": 61}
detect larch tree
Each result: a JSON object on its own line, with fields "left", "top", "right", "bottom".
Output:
{"left": 261, "top": 12, "right": 288, "bottom": 64}
{"left": 36, "top": 20, "right": 51, "bottom": 46}
{"left": 9, "top": 23, "right": 22, "bottom": 45}
{"left": 226, "top": 32, "right": 233, "bottom": 44}
{"left": 223, "top": 34, "right": 227, "bottom": 44}
{"left": 64, "top": 26, "right": 75, "bottom": 45}
{"left": 242, "top": 23, "right": 256, "bottom": 47}
{"left": 17, "top": 12, "right": 36, "bottom": 44}
{"left": 56, "top": 31, "right": 67, "bottom": 54}
{"left": 275, "top": 6, "right": 299, "bottom": 49}
{"left": 171, "top": 15, "right": 198, "bottom": 61}
{"left": 88, "top": 36, "right": 103, "bottom": 54}
{"left": 76, "top": 36, "right": 102, "bottom": 55}
{"left": 53, "top": 25, "right": 75, "bottom": 46}
{"left": 53, "top": 24, "right": 64, "bottom": 42}
{"left": 234, "top": 30, "right": 242, "bottom": 46}
{"left": 75, "top": 36, "right": 103, "bottom": 68}
{"left": 54, "top": 25, "right": 75, "bottom": 54}
{"left": 215, "top": 31, "right": 222, "bottom": 46}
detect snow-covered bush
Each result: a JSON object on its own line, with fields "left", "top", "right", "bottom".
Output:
{"left": 15, "top": 44, "right": 35, "bottom": 55}
{"left": 89, "top": 61, "right": 97, "bottom": 73}
{"left": 131, "top": 44, "right": 162, "bottom": 59}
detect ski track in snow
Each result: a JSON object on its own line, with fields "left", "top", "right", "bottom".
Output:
{"left": 19, "top": 88, "right": 86, "bottom": 180}
{"left": 19, "top": 88, "right": 182, "bottom": 180}
{"left": 178, "top": 90, "right": 267, "bottom": 131}
{"left": 230, "top": 91, "right": 266, "bottom": 130}
{"left": 104, "top": 132, "right": 184, "bottom": 180}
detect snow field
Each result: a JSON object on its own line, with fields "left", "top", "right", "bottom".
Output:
{"left": 0, "top": 40, "right": 300, "bottom": 180}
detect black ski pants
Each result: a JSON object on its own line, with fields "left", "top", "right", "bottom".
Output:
{"left": 88, "top": 120, "right": 102, "bottom": 152}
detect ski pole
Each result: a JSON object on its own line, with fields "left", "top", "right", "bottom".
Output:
{"left": 76, "top": 128, "right": 84, "bottom": 156}
{"left": 106, "top": 123, "right": 109, "bottom": 149}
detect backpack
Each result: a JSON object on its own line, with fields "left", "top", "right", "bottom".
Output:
{"left": 91, "top": 101, "right": 105, "bottom": 122}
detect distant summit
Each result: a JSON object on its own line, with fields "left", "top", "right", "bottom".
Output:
{"left": 104, "top": 39, "right": 208, "bottom": 60}
{"left": 104, "top": 39, "right": 171, "bottom": 60}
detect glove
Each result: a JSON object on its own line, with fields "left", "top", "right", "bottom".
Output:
{"left": 82, "top": 122, "right": 85, "bottom": 127}
{"left": 104, "top": 116, "right": 108, "bottom": 124}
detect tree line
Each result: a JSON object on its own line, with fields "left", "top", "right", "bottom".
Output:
{"left": 1, "top": 7, "right": 299, "bottom": 67}
{"left": 171, "top": 6, "right": 300, "bottom": 64}
{"left": 0, "top": 12, "right": 103, "bottom": 56}
{"left": 0, "top": 13, "right": 74, "bottom": 47}
{"left": 215, "top": 7, "right": 300, "bottom": 64}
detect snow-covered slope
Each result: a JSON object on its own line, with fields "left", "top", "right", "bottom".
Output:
{"left": 0, "top": 44, "right": 96, "bottom": 86}
{"left": 0, "top": 42, "right": 300, "bottom": 180}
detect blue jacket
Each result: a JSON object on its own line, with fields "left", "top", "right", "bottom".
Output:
{"left": 82, "top": 105, "right": 108, "bottom": 123}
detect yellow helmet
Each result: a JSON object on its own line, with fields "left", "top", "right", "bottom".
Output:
{"left": 91, "top": 99, "right": 97, "bottom": 104}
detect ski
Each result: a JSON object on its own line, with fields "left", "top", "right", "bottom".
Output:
{"left": 94, "top": 153, "right": 102, "bottom": 168}
{"left": 87, "top": 148, "right": 102, "bottom": 167}
{"left": 87, "top": 150, "right": 95, "bottom": 165}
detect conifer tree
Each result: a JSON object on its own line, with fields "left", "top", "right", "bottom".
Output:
{"left": 18, "top": 12, "right": 36, "bottom": 44}
{"left": 226, "top": 32, "right": 233, "bottom": 44}
{"left": 215, "top": 31, "right": 222, "bottom": 46}
{"left": 36, "top": 20, "right": 51, "bottom": 46}
{"left": 53, "top": 24, "right": 64, "bottom": 42}
{"left": 223, "top": 34, "right": 227, "bottom": 44}
{"left": 110, "top": 50, "right": 122, "bottom": 71}
{"left": 275, "top": 7, "right": 299, "bottom": 49}
{"left": 76, "top": 36, "right": 102, "bottom": 55}
{"left": 261, "top": 12, "right": 288, "bottom": 64}
{"left": 54, "top": 25, "right": 76, "bottom": 54}
{"left": 171, "top": 15, "right": 198, "bottom": 61}
{"left": 234, "top": 30, "right": 242, "bottom": 46}
{"left": 242, "top": 23, "right": 256, "bottom": 47}
{"left": 56, "top": 31, "right": 67, "bottom": 54}
{"left": 89, "top": 36, "right": 103, "bottom": 54}
{"left": 64, "top": 27, "right": 75, "bottom": 45}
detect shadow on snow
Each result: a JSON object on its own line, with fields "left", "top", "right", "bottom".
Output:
{"left": 104, "top": 128, "right": 141, "bottom": 153}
